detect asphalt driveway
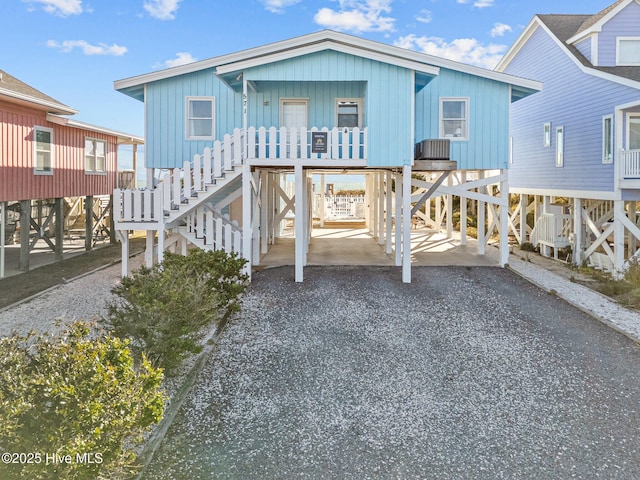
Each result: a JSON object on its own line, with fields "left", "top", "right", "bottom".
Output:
{"left": 144, "top": 266, "right": 640, "bottom": 479}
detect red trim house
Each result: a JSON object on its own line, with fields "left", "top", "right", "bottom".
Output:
{"left": 0, "top": 69, "right": 142, "bottom": 276}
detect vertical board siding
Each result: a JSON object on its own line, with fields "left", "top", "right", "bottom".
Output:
{"left": 504, "top": 26, "right": 640, "bottom": 193}
{"left": 597, "top": 1, "right": 640, "bottom": 67}
{"left": 415, "top": 69, "right": 511, "bottom": 170}
{"left": 0, "top": 101, "right": 117, "bottom": 202}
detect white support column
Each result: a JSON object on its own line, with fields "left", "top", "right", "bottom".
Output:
{"left": 372, "top": 172, "right": 379, "bottom": 238}
{"left": 295, "top": 163, "right": 305, "bottom": 282}
{"left": 261, "top": 170, "right": 269, "bottom": 254}
{"left": 364, "top": 173, "right": 371, "bottom": 230}
{"left": 499, "top": 170, "right": 509, "bottom": 267}
{"left": 573, "top": 197, "right": 583, "bottom": 266}
{"left": 385, "top": 171, "right": 393, "bottom": 254}
{"left": 242, "top": 164, "right": 252, "bottom": 279}
{"left": 435, "top": 194, "right": 441, "bottom": 230}
{"left": 519, "top": 194, "right": 527, "bottom": 244}
{"left": 119, "top": 230, "right": 129, "bottom": 277}
{"left": 630, "top": 201, "right": 637, "bottom": 256}
{"left": 0, "top": 201, "right": 5, "bottom": 278}
{"left": 378, "top": 171, "right": 385, "bottom": 245}
{"left": 477, "top": 171, "right": 486, "bottom": 255}
{"left": 395, "top": 172, "right": 403, "bottom": 266}
{"left": 614, "top": 200, "right": 626, "bottom": 278}
{"left": 320, "top": 174, "right": 326, "bottom": 228}
{"left": 157, "top": 230, "right": 165, "bottom": 264}
{"left": 446, "top": 174, "right": 453, "bottom": 238}
{"left": 541, "top": 196, "right": 551, "bottom": 257}
{"left": 460, "top": 171, "right": 467, "bottom": 246}
{"left": 145, "top": 231, "right": 154, "bottom": 267}
{"left": 402, "top": 165, "right": 412, "bottom": 283}
{"left": 252, "top": 172, "right": 261, "bottom": 266}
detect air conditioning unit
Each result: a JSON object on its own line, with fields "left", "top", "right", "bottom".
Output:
{"left": 415, "top": 139, "right": 450, "bottom": 160}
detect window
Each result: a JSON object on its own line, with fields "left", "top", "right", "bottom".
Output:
{"left": 440, "top": 98, "right": 469, "bottom": 140}
{"left": 336, "top": 98, "right": 363, "bottom": 129}
{"left": 556, "top": 126, "right": 564, "bottom": 167}
{"left": 85, "top": 138, "right": 107, "bottom": 173}
{"left": 186, "top": 97, "right": 215, "bottom": 140}
{"left": 602, "top": 115, "right": 613, "bottom": 164}
{"left": 617, "top": 37, "right": 640, "bottom": 66}
{"left": 543, "top": 122, "right": 551, "bottom": 147}
{"left": 630, "top": 115, "right": 640, "bottom": 150}
{"left": 34, "top": 126, "right": 53, "bottom": 174}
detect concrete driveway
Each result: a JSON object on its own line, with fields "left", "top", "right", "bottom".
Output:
{"left": 144, "top": 266, "right": 640, "bottom": 479}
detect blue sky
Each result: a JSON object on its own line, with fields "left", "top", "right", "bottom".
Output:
{"left": 1, "top": 0, "right": 616, "bottom": 142}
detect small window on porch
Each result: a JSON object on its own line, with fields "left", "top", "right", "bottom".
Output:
{"left": 602, "top": 115, "right": 613, "bottom": 164}
{"left": 556, "top": 126, "right": 564, "bottom": 167}
{"left": 186, "top": 97, "right": 215, "bottom": 140}
{"left": 439, "top": 98, "right": 469, "bottom": 141}
{"left": 336, "top": 99, "right": 363, "bottom": 129}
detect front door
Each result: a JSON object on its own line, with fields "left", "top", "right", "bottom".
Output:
{"left": 629, "top": 115, "right": 640, "bottom": 150}
{"left": 281, "top": 100, "right": 308, "bottom": 129}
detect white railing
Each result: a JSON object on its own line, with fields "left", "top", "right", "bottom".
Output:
{"left": 620, "top": 149, "right": 640, "bottom": 179}
{"left": 247, "top": 126, "right": 368, "bottom": 160}
{"left": 313, "top": 194, "right": 365, "bottom": 219}
{"left": 114, "top": 128, "right": 244, "bottom": 225}
{"left": 530, "top": 212, "right": 572, "bottom": 248}
{"left": 184, "top": 206, "right": 242, "bottom": 254}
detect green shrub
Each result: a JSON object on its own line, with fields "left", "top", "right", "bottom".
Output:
{"left": 106, "top": 249, "right": 247, "bottom": 372}
{"left": 0, "top": 322, "right": 165, "bottom": 480}
{"left": 520, "top": 242, "right": 537, "bottom": 252}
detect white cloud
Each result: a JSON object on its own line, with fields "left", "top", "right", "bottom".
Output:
{"left": 144, "top": 0, "right": 182, "bottom": 20}
{"left": 155, "top": 52, "right": 198, "bottom": 68}
{"left": 490, "top": 22, "right": 512, "bottom": 37}
{"left": 394, "top": 34, "right": 507, "bottom": 69}
{"left": 46, "top": 39, "right": 128, "bottom": 56}
{"left": 473, "top": 0, "right": 494, "bottom": 7}
{"left": 314, "top": 0, "right": 395, "bottom": 33}
{"left": 261, "top": 0, "right": 301, "bottom": 14}
{"left": 25, "top": 0, "right": 83, "bottom": 16}
{"left": 415, "top": 9, "right": 432, "bottom": 24}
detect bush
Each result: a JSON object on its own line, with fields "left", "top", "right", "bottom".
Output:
{"left": 0, "top": 322, "right": 165, "bottom": 480}
{"left": 106, "top": 249, "right": 248, "bottom": 372}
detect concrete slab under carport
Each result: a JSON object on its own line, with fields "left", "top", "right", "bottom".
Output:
{"left": 258, "top": 226, "right": 499, "bottom": 269}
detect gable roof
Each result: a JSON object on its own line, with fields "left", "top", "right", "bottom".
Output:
{"left": 115, "top": 30, "right": 541, "bottom": 102}
{"left": 567, "top": 0, "right": 633, "bottom": 43}
{"left": 496, "top": 5, "right": 640, "bottom": 88}
{"left": 0, "top": 69, "right": 77, "bottom": 115}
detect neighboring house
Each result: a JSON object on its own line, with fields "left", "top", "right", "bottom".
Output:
{"left": 113, "top": 30, "right": 540, "bottom": 282}
{"left": 0, "top": 69, "right": 143, "bottom": 277}
{"left": 496, "top": 0, "right": 640, "bottom": 275}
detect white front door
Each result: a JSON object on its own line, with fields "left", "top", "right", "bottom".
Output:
{"left": 629, "top": 115, "right": 640, "bottom": 150}
{"left": 281, "top": 100, "right": 308, "bottom": 129}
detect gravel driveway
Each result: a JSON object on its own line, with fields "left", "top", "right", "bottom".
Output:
{"left": 144, "top": 266, "right": 640, "bottom": 479}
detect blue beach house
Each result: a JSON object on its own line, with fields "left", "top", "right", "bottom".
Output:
{"left": 113, "top": 30, "right": 540, "bottom": 282}
{"left": 496, "top": 0, "right": 640, "bottom": 275}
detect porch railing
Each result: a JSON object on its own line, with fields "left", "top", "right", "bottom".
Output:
{"left": 620, "top": 149, "right": 640, "bottom": 179}
{"left": 247, "top": 126, "right": 368, "bottom": 160}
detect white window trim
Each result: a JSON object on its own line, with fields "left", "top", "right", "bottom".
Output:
{"left": 543, "top": 122, "right": 551, "bottom": 147}
{"left": 555, "top": 126, "right": 564, "bottom": 167}
{"left": 627, "top": 112, "right": 640, "bottom": 150}
{"left": 439, "top": 97, "right": 469, "bottom": 141}
{"left": 279, "top": 98, "right": 309, "bottom": 128}
{"left": 616, "top": 37, "right": 640, "bottom": 66}
{"left": 185, "top": 96, "right": 216, "bottom": 141}
{"left": 335, "top": 97, "right": 364, "bottom": 130}
{"left": 602, "top": 115, "right": 613, "bottom": 164}
{"left": 85, "top": 136, "right": 108, "bottom": 174}
{"left": 33, "top": 125, "right": 54, "bottom": 175}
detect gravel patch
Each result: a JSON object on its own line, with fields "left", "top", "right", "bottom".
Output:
{"left": 144, "top": 266, "right": 640, "bottom": 480}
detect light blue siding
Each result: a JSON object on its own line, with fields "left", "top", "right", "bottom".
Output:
{"left": 598, "top": 1, "right": 640, "bottom": 66}
{"left": 575, "top": 37, "right": 592, "bottom": 63}
{"left": 246, "top": 51, "right": 413, "bottom": 167}
{"left": 415, "top": 69, "right": 511, "bottom": 170}
{"left": 504, "top": 25, "right": 640, "bottom": 193}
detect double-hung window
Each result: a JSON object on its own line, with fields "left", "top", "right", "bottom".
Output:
{"left": 602, "top": 116, "right": 613, "bottom": 164}
{"left": 186, "top": 97, "right": 215, "bottom": 140}
{"left": 617, "top": 37, "right": 640, "bottom": 66}
{"left": 34, "top": 126, "right": 53, "bottom": 174}
{"left": 85, "top": 138, "right": 107, "bottom": 173}
{"left": 336, "top": 98, "right": 363, "bottom": 129}
{"left": 440, "top": 98, "right": 469, "bottom": 140}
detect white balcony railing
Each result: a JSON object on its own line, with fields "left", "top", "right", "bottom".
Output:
{"left": 247, "top": 126, "right": 368, "bottom": 160}
{"left": 620, "top": 149, "right": 640, "bottom": 179}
